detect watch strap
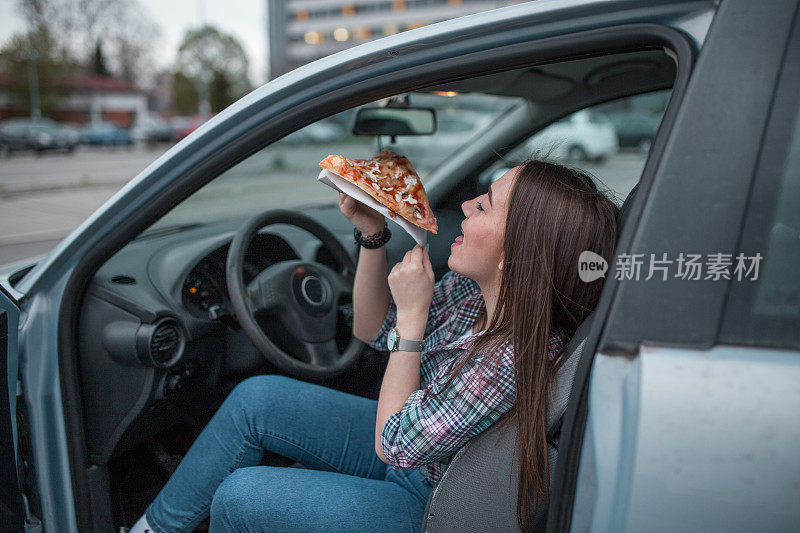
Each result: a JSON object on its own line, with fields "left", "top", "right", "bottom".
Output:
{"left": 395, "top": 336, "right": 425, "bottom": 352}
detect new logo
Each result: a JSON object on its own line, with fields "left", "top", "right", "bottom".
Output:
{"left": 578, "top": 251, "right": 608, "bottom": 282}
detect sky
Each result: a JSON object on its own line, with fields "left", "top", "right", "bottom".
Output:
{"left": 0, "top": 0, "right": 269, "bottom": 86}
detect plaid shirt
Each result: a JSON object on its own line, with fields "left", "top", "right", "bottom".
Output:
{"left": 370, "top": 270, "right": 566, "bottom": 487}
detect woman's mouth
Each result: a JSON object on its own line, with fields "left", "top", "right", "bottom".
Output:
{"left": 451, "top": 235, "right": 464, "bottom": 247}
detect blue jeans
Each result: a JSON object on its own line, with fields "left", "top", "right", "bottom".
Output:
{"left": 145, "top": 374, "right": 433, "bottom": 532}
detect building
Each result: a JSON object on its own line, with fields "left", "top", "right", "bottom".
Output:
{"left": 266, "top": 0, "right": 527, "bottom": 79}
{"left": 0, "top": 75, "right": 148, "bottom": 127}
{"left": 56, "top": 76, "right": 148, "bottom": 127}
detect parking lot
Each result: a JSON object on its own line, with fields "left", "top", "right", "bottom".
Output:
{"left": 0, "top": 145, "right": 168, "bottom": 265}
{"left": 0, "top": 145, "right": 646, "bottom": 265}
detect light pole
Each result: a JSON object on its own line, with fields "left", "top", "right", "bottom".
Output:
{"left": 197, "top": 0, "right": 211, "bottom": 115}
{"left": 27, "top": 27, "right": 41, "bottom": 120}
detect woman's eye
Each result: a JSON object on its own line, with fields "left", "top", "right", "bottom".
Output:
{"left": 477, "top": 201, "right": 484, "bottom": 211}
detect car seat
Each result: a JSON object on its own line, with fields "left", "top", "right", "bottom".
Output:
{"left": 420, "top": 183, "right": 641, "bottom": 532}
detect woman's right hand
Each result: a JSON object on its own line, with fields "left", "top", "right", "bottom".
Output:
{"left": 338, "top": 192, "right": 385, "bottom": 235}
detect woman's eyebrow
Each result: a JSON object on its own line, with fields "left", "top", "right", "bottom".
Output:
{"left": 488, "top": 184, "right": 494, "bottom": 207}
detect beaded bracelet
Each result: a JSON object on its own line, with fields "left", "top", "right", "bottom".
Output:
{"left": 354, "top": 222, "right": 391, "bottom": 249}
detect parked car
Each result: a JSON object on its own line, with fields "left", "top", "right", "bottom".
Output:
{"left": 605, "top": 110, "right": 662, "bottom": 152}
{"left": 168, "top": 116, "right": 192, "bottom": 141}
{"left": 524, "top": 109, "right": 619, "bottom": 162}
{"left": 170, "top": 114, "right": 214, "bottom": 141}
{"left": 0, "top": 118, "right": 79, "bottom": 156}
{"left": 486, "top": 108, "right": 620, "bottom": 183}
{"left": 130, "top": 117, "right": 175, "bottom": 144}
{"left": 55, "top": 123, "right": 82, "bottom": 151}
{"left": 1, "top": 1, "right": 798, "bottom": 532}
{"left": 597, "top": 89, "right": 670, "bottom": 153}
{"left": 80, "top": 122, "right": 134, "bottom": 147}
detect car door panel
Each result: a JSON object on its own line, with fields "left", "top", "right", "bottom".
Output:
{"left": 0, "top": 286, "right": 26, "bottom": 530}
{"left": 576, "top": 346, "right": 800, "bottom": 532}
{"left": 554, "top": 0, "right": 800, "bottom": 531}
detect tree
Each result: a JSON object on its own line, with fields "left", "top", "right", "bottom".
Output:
{"left": 15, "top": 0, "right": 161, "bottom": 85}
{"left": 171, "top": 71, "right": 199, "bottom": 116}
{"left": 209, "top": 70, "right": 233, "bottom": 113}
{"left": 0, "top": 26, "right": 77, "bottom": 117}
{"left": 106, "top": 3, "right": 161, "bottom": 84}
{"left": 91, "top": 41, "right": 109, "bottom": 76}
{"left": 172, "top": 25, "right": 252, "bottom": 114}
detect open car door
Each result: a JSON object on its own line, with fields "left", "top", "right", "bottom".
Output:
{"left": 0, "top": 285, "right": 26, "bottom": 531}
{"left": 551, "top": 1, "right": 800, "bottom": 531}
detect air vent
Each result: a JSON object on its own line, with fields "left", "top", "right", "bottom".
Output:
{"left": 111, "top": 275, "right": 136, "bottom": 285}
{"left": 149, "top": 319, "right": 183, "bottom": 366}
{"left": 105, "top": 317, "right": 186, "bottom": 368}
{"left": 131, "top": 317, "right": 186, "bottom": 367}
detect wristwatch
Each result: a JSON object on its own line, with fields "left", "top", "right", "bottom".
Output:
{"left": 386, "top": 327, "right": 425, "bottom": 352}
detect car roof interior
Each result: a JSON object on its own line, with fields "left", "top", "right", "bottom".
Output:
{"left": 426, "top": 49, "right": 675, "bottom": 101}
{"left": 418, "top": 49, "right": 675, "bottom": 205}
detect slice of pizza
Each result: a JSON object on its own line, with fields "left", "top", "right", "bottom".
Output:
{"left": 319, "top": 148, "right": 438, "bottom": 234}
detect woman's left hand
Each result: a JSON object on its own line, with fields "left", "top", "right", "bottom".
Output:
{"left": 388, "top": 245, "right": 435, "bottom": 332}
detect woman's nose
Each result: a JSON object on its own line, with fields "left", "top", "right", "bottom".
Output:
{"left": 461, "top": 198, "right": 473, "bottom": 216}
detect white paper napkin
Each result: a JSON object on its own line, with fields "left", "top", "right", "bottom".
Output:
{"left": 317, "top": 168, "right": 428, "bottom": 246}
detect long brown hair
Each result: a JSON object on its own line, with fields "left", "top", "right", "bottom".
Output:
{"left": 426, "top": 159, "right": 619, "bottom": 530}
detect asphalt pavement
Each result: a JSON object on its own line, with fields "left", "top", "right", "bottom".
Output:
{"left": 0, "top": 145, "right": 645, "bottom": 266}
{"left": 1, "top": 145, "right": 172, "bottom": 266}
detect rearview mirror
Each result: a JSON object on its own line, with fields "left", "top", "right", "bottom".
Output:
{"left": 352, "top": 107, "right": 436, "bottom": 136}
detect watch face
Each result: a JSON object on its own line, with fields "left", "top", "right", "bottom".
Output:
{"left": 387, "top": 328, "right": 396, "bottom": 351}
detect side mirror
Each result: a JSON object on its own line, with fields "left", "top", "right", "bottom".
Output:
{"left": 352, "top": 107, "right": 437, "bottom": 136}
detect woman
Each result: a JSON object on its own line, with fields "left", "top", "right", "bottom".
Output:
{"left": 127, "top": 159, "right": 618, "bottom": 532}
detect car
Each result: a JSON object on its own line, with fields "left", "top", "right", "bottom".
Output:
{"left": 80, "top": 122, "right": 134, "bottom": 147}
{"left": 130, "top": 117, "right": 175, "bottom": 144}
{"left": 168, "top": 116, "right": 192, "bottom": 141}
{"left": 170, "top": 114, "right": 214, "bottom": 141}
{"left": 2, "top": 0, "right": 799, "bottom": 532}
{"left": 54, "top": 123, "right": 82, "bottom": 151}
{"left": 485, "top": 107, "right": 624, "bottom": 184}
{"left": 0, "top": 119, "right": 56, "bottom": 155}
{"left": 598, "top": 90, "right": 670, "bottom": 152}
{"left": 522, "top": 109, "right": 619, "bottom": 162}
{"left": 605, "top": 110, "right": 662, "bottom": 152}
{"left": 0, "top": 118, "right": 79, "bottom": 156}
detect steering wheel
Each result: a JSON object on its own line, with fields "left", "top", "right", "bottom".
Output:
{"left": 226, "top": 209, "right": 364, "bottom": 380}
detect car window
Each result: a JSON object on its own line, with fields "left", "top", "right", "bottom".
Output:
{"left": 720, "top": 23, "right": 800, "bottom": 350}
{"left": 477, "top": 90, "right": 670, "bottom": 206}
{"left": 142, "top": 92, "right": 522, "bottom": 233}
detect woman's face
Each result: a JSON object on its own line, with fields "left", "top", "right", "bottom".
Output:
{"left": 448, "top": 167, "right": 518, "bottom": 284}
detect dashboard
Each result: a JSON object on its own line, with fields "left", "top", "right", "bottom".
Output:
{"left": 181, "top": 233, "right": 301, "bottom": 319}
{"left": 74, "top": 205, "right": 461, "bottom": 464}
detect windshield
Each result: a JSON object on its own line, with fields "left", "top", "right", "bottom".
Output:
{"left": 142, "top": 91, "right": 523, "bottom": 234}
